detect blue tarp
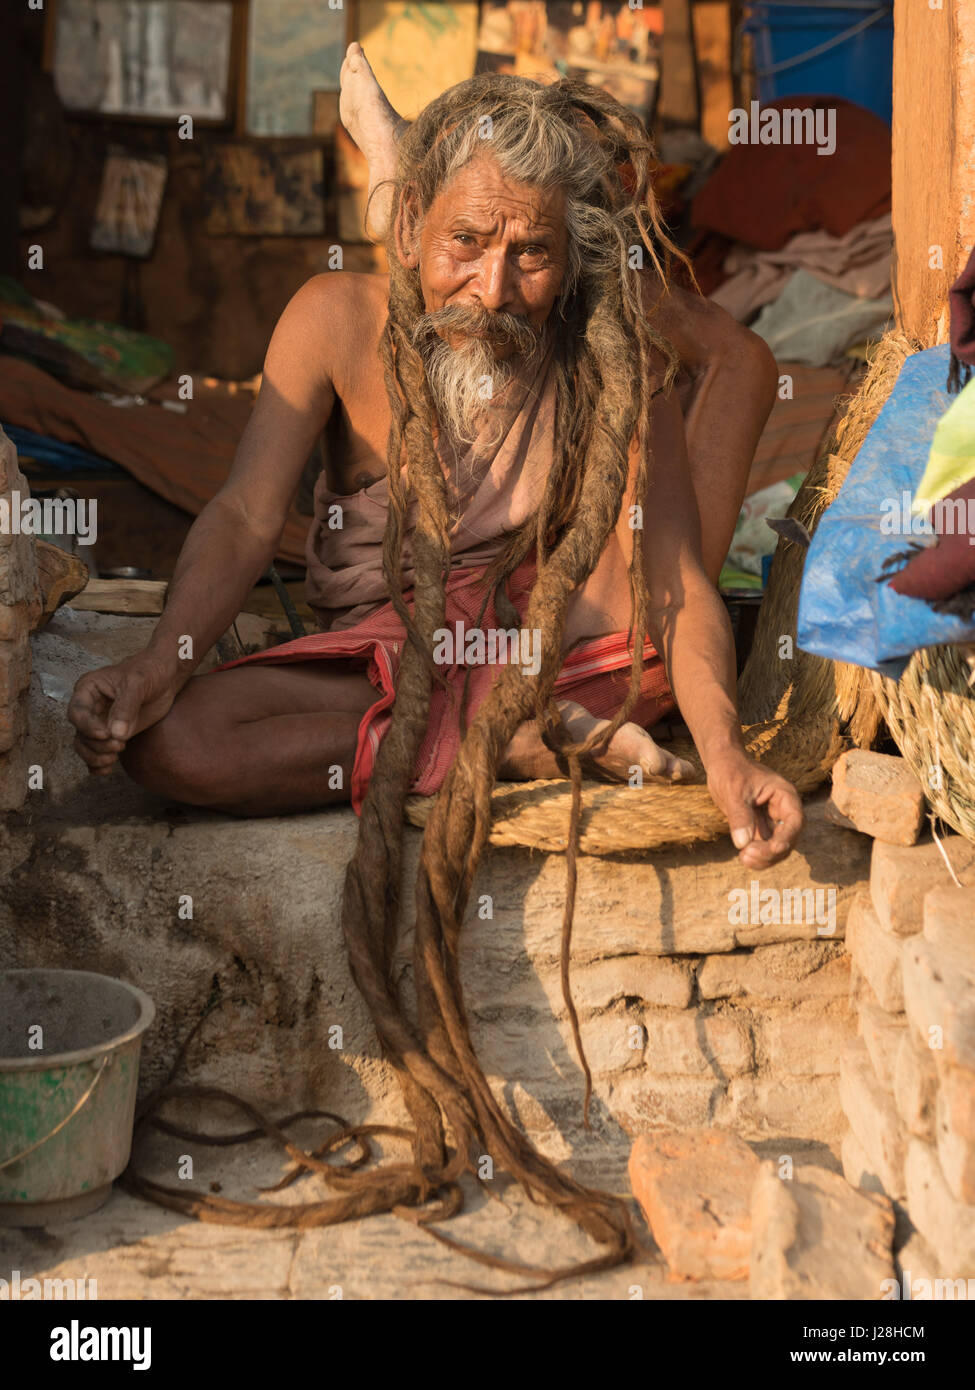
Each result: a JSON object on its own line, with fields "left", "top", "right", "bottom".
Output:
{"left": 797, "top": 344, "right": 975, "bottom": 680}
{"left": 1, "top": 424, "right": 123, "bottom": 476}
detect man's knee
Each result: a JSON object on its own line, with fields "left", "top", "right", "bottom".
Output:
{"left": 120, "top": 698, "right": 226, "bottom": 805}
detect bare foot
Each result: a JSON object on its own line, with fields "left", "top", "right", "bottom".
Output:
{"left": 339, "top": 41, "right": 408, "bottom": 241}
{"left": 558, "top": 700, "right": 697, "bottom": 784}
{"left": 498, "top": 698, "right": 696, "bottom": 783}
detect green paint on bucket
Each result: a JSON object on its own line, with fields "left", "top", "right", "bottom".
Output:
{"left": 0, "top": 969, "right": 155, "bottom": 1226}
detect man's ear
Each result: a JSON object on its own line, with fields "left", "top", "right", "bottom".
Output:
{"left": 394, "top": 186, "right": 421, "bottom": 269}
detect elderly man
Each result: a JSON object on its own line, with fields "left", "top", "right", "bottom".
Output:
{"left": 68, "top": 46, "right": 802, "bottom": 870}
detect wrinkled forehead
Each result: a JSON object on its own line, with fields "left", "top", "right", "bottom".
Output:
{"left": 424, "top": 151, "right": 568, "bottom": 235}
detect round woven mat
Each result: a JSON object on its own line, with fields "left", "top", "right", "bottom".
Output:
{"left": 404, "top": 717, "right": 844, "bottom": 853}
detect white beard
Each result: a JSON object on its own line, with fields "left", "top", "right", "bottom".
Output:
{"left": 421, "top": 333, "right": 520, "bottom": 450}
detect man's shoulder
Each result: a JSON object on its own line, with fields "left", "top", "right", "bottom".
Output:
{"left": 274, "top": 273, "right": 390, "bottom": 387}
{"left": 296, "top": 271, "right": 390, "bottom": 329}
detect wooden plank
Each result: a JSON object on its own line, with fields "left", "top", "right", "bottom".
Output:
{"left": 659, "top": 0, "right": 699, "bottom": 130}
{"left": 68, "top": 579, "right": 168, "bottom": 616}
{"left": 692, "top": 2, "right": 733, "bottom": 150}
{"left": 892, "top": 0, "right": 975, "bottom": 346}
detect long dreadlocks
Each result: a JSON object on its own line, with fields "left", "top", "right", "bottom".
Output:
{"left": 126, "top": 75, "right": 696, "bottom": 1284}
{"left": 338, "top": 74, "right": 692, "bottom": 1282}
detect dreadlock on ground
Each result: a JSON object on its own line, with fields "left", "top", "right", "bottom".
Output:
{"left": 127, "top": 74, "right": 695, "bottom": 1291}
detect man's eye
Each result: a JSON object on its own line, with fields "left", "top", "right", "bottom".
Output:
{"left": 454, "top": 233, "right": 476, "bottom": 246}
{"left": 521, "top": 246, "right": 546, "bottom": 259}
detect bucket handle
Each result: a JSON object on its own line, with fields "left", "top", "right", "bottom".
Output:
{"left": 754, "top": 7, "right": 889, "bottom": 78}
{"left": 0, "top": 1056, "right": 109, "bottom": 1171}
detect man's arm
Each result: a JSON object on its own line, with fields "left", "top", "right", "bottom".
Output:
{"left": 642, "top": 386, "right": 803, "bottom": 868}
{"left": 646, "top": 283, "right": 779, "bottom": 584}
{"left": 143, "top": 277, "right": 338, "bottom": 683}
{"left": 68, "top": 275, "right": 341, "bottom": 770}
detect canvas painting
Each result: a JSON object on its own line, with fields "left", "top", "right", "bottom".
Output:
{"left": 203, "top": 144, "right": 325, "bottom": 236}
{"left": 246, "top": 0, "right": 346, "bottom": 136}
{"left": 90, "top": 149, "right": 169, "bottom": 258}
{"left": 52, "top": 0, "right": 235, "bottom": 122}
{"left": 356, "top": 2, "right": 480, "bottom": 121}
{"left": 475, "top": 2, "right": 659, "bottom": 121}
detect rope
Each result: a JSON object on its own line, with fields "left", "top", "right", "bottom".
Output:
{"left": 754, "top": 8, "right": 889, "bottom": 78}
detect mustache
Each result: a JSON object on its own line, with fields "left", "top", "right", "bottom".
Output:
{"left": 411, "top": 303, "right": 541, "bottom": 357}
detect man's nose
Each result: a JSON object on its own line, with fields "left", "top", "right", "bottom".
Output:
{"left": 471, "top": 249, "right": 516, "bottom": 311}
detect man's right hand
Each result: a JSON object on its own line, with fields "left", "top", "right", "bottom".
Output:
{"left": 68, "top": 656, "right": 180, "bottom": 777}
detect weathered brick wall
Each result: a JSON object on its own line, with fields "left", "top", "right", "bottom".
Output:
{"left": 841, "top": 836, "right": 975, "bottom": 1284}
{"left": 0, "top": 426, "right": 41, "bottom": 811}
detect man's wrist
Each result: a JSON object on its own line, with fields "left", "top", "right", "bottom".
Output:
{"left": 701, "top": 736, "right": 749, "bottom": 773}
{"left": 142, "top": 635, "right": 196, "bottom": 689}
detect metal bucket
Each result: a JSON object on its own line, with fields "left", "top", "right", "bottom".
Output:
{"left": 0, "top": 969, "right": 155, "bottom": 1226}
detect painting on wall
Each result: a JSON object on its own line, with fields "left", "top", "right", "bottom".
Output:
{"left": 475, "top": 2, "right": 660, "bottom": 122}
{"left": 90, "top": 149, "right": 169, "bottom": 257}
{"left": 356, "top": 2, "right": 480, "bottom": 121}
{"left": 246, "top": 0, "right": 347, "bottom": 136}
{"left": 51, "top": 0, "right": 236, "bottom": 123}
{"left": 203, "top": 144, "right": 326, "bottom": 236}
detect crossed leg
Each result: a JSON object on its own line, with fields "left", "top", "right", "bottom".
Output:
{"left": 120, "top": 653, "right": 689, "bottom": 815}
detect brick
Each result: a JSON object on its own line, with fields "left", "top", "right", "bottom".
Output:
{"left": 847, "top": 892, "right": 905, "bottom": 1013}
{"left": 551, "top": 956, "right": 694, "bottom": 1012}
{"left": 645, "top": 1014, "right": 753, "bottom": 1077}
{"left": 763, "top": 1008, "right": 854, "bottom": 1076}
{"left": 472, "top": 1011, "right": 644, "bottom": 1082}
{"left": 870, "top": 837, "right": 975, "bottom": 937}
{"left": 938, "top": 1064, "right": 975, "bottom": 1143}
{"left": 697, "top": 942, "right": 850, "bottom": 1003}
{"left": 839, "top": 1040, "right": 907, "bottom": 1199}
{"left": 750, "top": 1161, "right": 895, "bottom": 1299}
{"left": 893, "top": 1033, "right": 938, "bottom": 1141}
{"left": 828, "top": 749, "right": 925, "bottom": 845}
{"left": 493, "top": 955, "right": 695, "bottom": 1015}
{"left": 935, "top": 1081, "right": 975, "bottom": 1204}
{"left": 894, "top": 1231, "right": 940, "bottom": 1295}
{"left": 841, "top": 1126, "right": 887, "bottom": 1198}
{"left": 924, "top": 885, "right": 975, "bottom": 938}
{"left": 611, "top": 1075, "right": 723, "bottom": 1132}
{"left": 715, "top": 1076, "right": 846, "bottom": 1141}
{"left": 904, "top": 1139, "right": 975, "bottom": 1277}
{"left": 628, "top": 1129, "right": 759, "bottom": 1280}
{"left": 902, "top": 931, "right": 975, "bottom": 1074}
{"left": 858, "top": 996, "right": 908, "bottom": 1089}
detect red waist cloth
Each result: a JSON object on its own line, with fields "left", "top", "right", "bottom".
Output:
{"left": 220, "top": 559, "right": 675, "bottom": 813}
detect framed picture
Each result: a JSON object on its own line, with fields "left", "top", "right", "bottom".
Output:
{"left": 46, "top": 0, "right": 242, "bottom": 127}
{"left": 245, "top": 0, "right": 349, "bottom": 136}
{"left": 203, "top": 143, "right": 326, "bottom": 236}
{"left": 90, "top": 148, "right": 169, "bottom": 257}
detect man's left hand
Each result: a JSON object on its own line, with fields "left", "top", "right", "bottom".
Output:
{"left": 705, "top": 749, "right": 804, "bottom": 869}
